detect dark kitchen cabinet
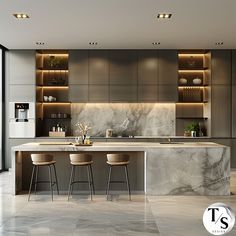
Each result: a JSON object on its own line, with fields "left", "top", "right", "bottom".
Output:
{"left": 138, "top": 50, "right": 158, "bottom": 85}
{"left": 138, "top": 85, "right": 158, "bottom": 102}
{"left": 109, "top": 50, "right": 138, "bottom": 85}
{"left": 69, "top": 85, "right": 88, "bottom": 102}
{"left": 89, "top": 50, "right": 109, "bottom": 85}
{"left": 89, "top": 85, "right": 109, "bottom": 102}
{"left": 159, "top": 50, "right": 178, "bottom": 85}
{"left": 211, "top": 85, "right": 231, "bottom": 137}
{"left": 211, "top": 50, "right": 231, "bottom": 85}
{"left": 158, "top": 85, "right": 177, "bottom": 102}
{"left": 110, "top": 85, "right": 137, "bottom": 102}
{"left": 69, "top": 50, "right": 88, "bottom": 85}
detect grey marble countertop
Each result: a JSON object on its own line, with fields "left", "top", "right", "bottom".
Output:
{"left": 12, "top": 141, "right": 227, "bottom": 152}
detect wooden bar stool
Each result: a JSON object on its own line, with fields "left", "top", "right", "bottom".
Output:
{"left": 106, "top": 154, "right": 131, "bottom": 200}
{"left": 68, "top": 154, "right": 95, "bottom": 201}
{"left": 28, "top": 154, "right": 59, "bottom": 202}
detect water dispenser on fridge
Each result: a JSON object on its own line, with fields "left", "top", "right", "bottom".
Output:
{"left": 9, "top": 102, "right": 35, "bottom": 138}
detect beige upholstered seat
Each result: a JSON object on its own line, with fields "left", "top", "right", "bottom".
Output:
{"left": 107, "top": 154, "right": 130, "bottom": 166}
{"left": 70, "top": 154, "right": 93, "bottom": 166}
{"left": 31, "top": 154, "right": 54, "bottom": 165}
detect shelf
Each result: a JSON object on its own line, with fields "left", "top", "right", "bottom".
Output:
{"left": 37, "top": 69, "right": 69, "bottom": 72}
{"left": 41, "top": 117, "right": 71, "bottom": 120}
{"left": 40, "top": 102, "right": 71, "bottom": 104}
{"left": 37, "top": 85, "right": 69, "bottom": 88}
{"left": 178, "top": 70, "right": 206, "bottom": 73}
{"left": 177, "top": 102, "right": 207, "bottom": 104}
{"left": 177, "top": 117, "right": 207, "bottom": 119}
{"left": 178, "top": 85, "right": 208, "bottom": 88}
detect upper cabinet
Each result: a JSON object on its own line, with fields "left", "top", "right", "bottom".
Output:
{"left": 109, "top": 50, "right": 137, "bottom": 85}
{"left": 68, "top": 50, "right": 178, "bottom": 102}
{"left": 9, "top": 50, "right": 35, "bottom": 85}
{"left": 69, "top": 50, "right": 88, "bottom": 84}
{"left": 159, "top": 50, "right": 178, "bottom": 85}
{"left": 89, "top": 50, "right": 109, "bottom": 85}
{"left": 138, "top": 50, "right": 158, "bottom": 85}
{"left": 211, "top": 50, "right": 231, "bottom": 85}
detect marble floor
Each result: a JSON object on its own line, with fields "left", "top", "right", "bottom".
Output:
{"left": 0, "top": 171, "right": 236, "bottom": 236}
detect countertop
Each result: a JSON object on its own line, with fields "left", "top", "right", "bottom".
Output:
{"left": 12, "top": 141, "right": 227, "bottom": 152}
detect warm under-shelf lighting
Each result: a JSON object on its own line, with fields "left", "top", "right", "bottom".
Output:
{"left": 41, "top": 86, "right": 69, "bottom": 89}
{"left": 178, "top": 70, "right": 205, "bottom": 73}
{"left": 178, "top": 54, "right": 205, "bottom": 57}
{"left": 41, "top": 70, "right": 68, "bottom": 72}
{"left": 42, "top": 54, "right": 68, "bottom": 57}
{"left": 42, "top": 102, "right": 71, "bottom": 105}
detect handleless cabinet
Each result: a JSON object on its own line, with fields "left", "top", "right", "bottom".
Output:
{"left": 69, "top": 50, "right": 88, "bottom": 85}
{"left": 109, "top": 50, "right": 137, "bottom": 85}
{"left": 9, "top": 50, "right": 35, "bottom": 85}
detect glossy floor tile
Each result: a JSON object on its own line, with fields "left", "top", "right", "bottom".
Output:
{"left": 0, "top": 171, "right": 236, "bottom": 235}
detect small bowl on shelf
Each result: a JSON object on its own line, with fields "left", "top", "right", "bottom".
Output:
{"left": 179, "top": 78, "right": 188, "bottom": 85}
{"left": 192, "top": 78, "right": 202, "bottom": 85}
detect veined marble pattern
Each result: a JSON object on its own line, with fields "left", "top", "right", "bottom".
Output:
{"left": 1, "top": 172, "right": 236, "bottom": 236}
{"left": 146, "top": 146, "right": 230, "bottom": 195}
{"left": 71, "top": 103, "right": 175, "bottom": 137}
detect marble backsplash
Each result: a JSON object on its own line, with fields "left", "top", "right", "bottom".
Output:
{"left": 71, "top": 103, "right": 175, "bottom": 137}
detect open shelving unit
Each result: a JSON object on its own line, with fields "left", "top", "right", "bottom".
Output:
{"left": 176, "top": 50, "right": 211, "bottom": 136}
{"left": 36, "top": 50, "right": 71, "bottom": 137}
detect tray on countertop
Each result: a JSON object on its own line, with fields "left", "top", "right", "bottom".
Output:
{"left": 73, "top": 143, "right": 93, "bottom": 146}
{"left": 39, "top": 142, "right": 72, "bottom": 145}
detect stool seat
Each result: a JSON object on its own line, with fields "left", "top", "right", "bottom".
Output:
{"left": 33, "top": 160, "right": 56, "bottom": 166}
{"left": 71, "top": 161, "right": 93, "bottom": 166}
{"left": 107, "top": 161, "right": 130, "bottom": 166}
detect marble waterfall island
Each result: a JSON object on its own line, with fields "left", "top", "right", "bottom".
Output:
{"left": 12, "top": 142, "right": 230, "bottom": 196}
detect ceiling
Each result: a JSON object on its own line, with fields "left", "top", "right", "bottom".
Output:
{"left": 0, "top": 0, "right": 236, "bottom": 49}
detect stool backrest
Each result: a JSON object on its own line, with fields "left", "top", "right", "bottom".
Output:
{"left": 31, "top": 154, "right": 53, "bottom": 163}
{"left": 70, "top": 154, "right": 92, "bottom": 163}
{"left": 107, "top": 154, "right": 129, "bottom": 163}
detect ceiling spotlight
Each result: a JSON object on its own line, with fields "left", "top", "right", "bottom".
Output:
{"left": 36, "top": 42, "right": 45, "bottom": 45}
{"left": 89, "top": 42, "right": 98, "bottom": 45}
{"left": 152, "top": 42, "right": 160, "bottom": 45}
{"left": 215, "top": 42, "right": 224, "bottom": 45}
{"left": 157, "top": 13, "right": 172, "bottom": 19}
{"left": 13, "top": 13, "right": 29, "bottom": 19}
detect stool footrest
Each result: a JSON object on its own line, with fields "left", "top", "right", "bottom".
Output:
{"left": 71, "top": 180, "right": 92, "bottom": 184}
{"left": 109, "top": 180, "right": 126, "bottom": 183}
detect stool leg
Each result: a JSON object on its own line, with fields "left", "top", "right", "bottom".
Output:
{"left": 124, "top": 165, "right": 131, "bottom": 201}
{"left": 34, "top": 166, "right": 38, "bottom": 195}
{"left": 48, "top": 165, "right": 53, "bottom": 202}
{"left": 68, "top": 165, "right": 74, "bottom": 201}
{"left": 89, "top": 164, "right": 95, "bottom": 195}
{"left": 87, "top": 165, "right": 93, "bottom": 201}
{"left": 53, "top": 164, "right": 59, "bottom": 195}
{"left": 106, "top": 165, "right": 112, "bottom": 200}
{"left": 71, "top": 165, "right": 76, "bottom": 195}
{"left": 28, "top": 165, "right": 35, "bottom": 201}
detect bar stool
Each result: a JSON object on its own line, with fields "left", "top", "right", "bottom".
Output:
{"left": 28, "top": 154, "right": 59, "bottom": 202}
{"left": 106, "top": 154, "right": 131, "bottom": 200}
{"left": 68, "top": 154, "right": 95, "bottom": 201}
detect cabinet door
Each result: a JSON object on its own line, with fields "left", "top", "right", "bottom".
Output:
{"left": 159, "top": 50, "right": 178, "bottom": 85}
{"left": 89, "top": 85, "right": 109, "bottom": 102}
{"left": 211, "top": 50, "right": 231, "bottom": 85}
{"left": 138, "top": 85, "right": 158, "bottom": 102}
{"left": 232, "top": 50, "right": 236, "bottom": 85}
{"left": 211, "top": 85, "right": 231, "bottom": 137}
{"left": 9, "top": 85, "right": 35, "bottom": 102}
{"left": 89, "top": 50, "right": 109, "bottom": 85}
{"left": 110, "top": 85, "right": 137, "bottom": 102}
{"left": 9, "top": 50, "right": 35, "bottom": 85}
{"left": 69, "top": 50, "right": 88, "bottom": 84}
{"left": 232, "top": 85, "right": 236, "bottom": 137}
{"left": 109, "top": 50, "right": 137, "bottom": 85}
{"left": 69, "top": 85, "right": 88, "bottom": 102}
{"left": 158, "top": 85, "right": 177, "bottom": 102}
{"left": 138, "top": 50, "right": 158, "bottom": 85}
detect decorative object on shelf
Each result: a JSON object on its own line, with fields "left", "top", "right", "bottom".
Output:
{"left": 193, "top": 77, "right": 202, "bottom": 85}
{"left": 75, "top": 122, "right": 92, "bottom": 144}
{"left": 44, "top": 96, "right": 49, "bottom": 102}
{"left": 185, "top": 122, "right": 200, "bottom": 137}
{"left": 179, "top": 78, "right": 188, "bottom": 85}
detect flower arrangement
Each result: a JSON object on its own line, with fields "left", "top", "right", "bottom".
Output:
{"left": 75, "top": 122, "right": 91, "bottom": 136}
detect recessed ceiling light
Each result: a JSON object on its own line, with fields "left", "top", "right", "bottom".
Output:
{"left": 157, "top": 13, "right": 172, "bottom": 19}
{"left": 152, "top": 42, "right": 160, "bottom": 45}
{"left": 13, "top": 13, "right": 29, "bottom": 19}
{"left": 89, "top": 42, "right": 98, "bottom": 45}
{"left": 215, "top": 42, "right": 224, "bottom": 45}
{"left": 36, "top": 42, "right": 45, "bottom": 45}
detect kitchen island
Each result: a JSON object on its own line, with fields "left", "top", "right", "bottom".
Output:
{"left": 12, "top": 142, "right": 230, "bottom": 196}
